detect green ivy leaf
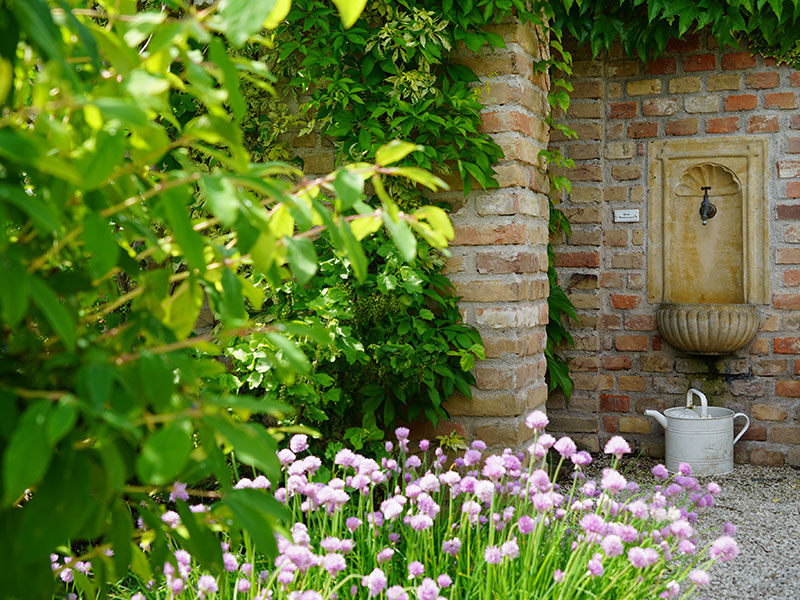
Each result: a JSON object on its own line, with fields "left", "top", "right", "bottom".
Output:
{"left": 135, "top": 420, "right": 193, "bottom": 486}
{"left": 217, "top": 0, "right": 277, "bottom": 47}
{"left": 285, "top": 237, "right": 318, "bottom": 284}
{"left": 375, "top": 140, "right": 421, "bottom": 166}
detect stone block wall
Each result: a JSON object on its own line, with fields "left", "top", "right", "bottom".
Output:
{"left": 548, "top": 34, "right": 800, "bottom": 466}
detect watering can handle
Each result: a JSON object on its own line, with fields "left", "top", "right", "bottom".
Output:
{"left": 686, "top": 388, "right": 708, "bottom": 418}
{"left": 733, "top": 413, "right": 750, "bottom": 445}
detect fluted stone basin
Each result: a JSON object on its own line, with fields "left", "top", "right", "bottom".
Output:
{"left": 656, "top": 303, "right": 759, "bottom": 355}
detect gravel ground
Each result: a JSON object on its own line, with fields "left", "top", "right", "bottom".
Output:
{"left": 583, "top": 456, "right": 800, "bottom": 599}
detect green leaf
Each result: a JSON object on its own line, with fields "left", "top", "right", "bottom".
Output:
{"left": 222, "top": 489, "right": 288, "bottom": 558}
{"left": 30, "top": 276, "right": 76, "bottom": 351}
{"left": 382, "top": 211, "right": 416, "bottom": 263}
{"left": 217, "top": 0, "right": 277, "bottom": 47}
{"left": 75, "top": 129, "right": 127, "bottom": 191}
{"left": 163, "top": 279, "right": 203, "bottom": 339}
{"left": 161, "top": 186, "right": 206, "bottom": 274}
{"left": 82, "top": 212, "right": 119, "bottom": 280}
{"left": 375, "top": 140, "right": 421, "bottom": 166}
{"left": 266, "top": 332, "right": 311, "bottom": 375}
{"left": 201, "top": 175, "right": 239, "bottom": 226}
{"left": 0, "top": 183, "right": 60, "bottom": 233}
{"left": 414, "top": 206, "right": 454, "bottom": 241}
{"left": 175, "top": 501, "right": 223, "bottom": 572}
{"left": 1, "top": 401, "right": 52, "bottom": 506}
{"left": 331, "top": 0, "right": 368, "bottom": 28}
{"left": 204, "top": 415, "right": 280, "bottom": 479}
{"left": 209, "top": 37, "right": 246, "bottom": 122}
{"left": 0, "top": 254, "right": 30, "bottom": 327}
{"left": 349, "top": 214, "right": 382, "bottom": 241}
{"left": 109, "top": 500, "right": 133, "bottom": 577}
{"left": 220, "top": 267, "right": 247, "bottom": 324}
{"left": 285, "top": 237, "right": 318, "bottom": 284}
{"left": 332, "top": 169, "right": 364, "bottom": 211}
{"left": 44, "top": 401, "right": 77, "bottom": 446}
{"left": 137, "top": 353, "right": 176, "bottom": 413}
{"left": 389, "top": 167, "right": 447, "bottom": 191}
{"left": 135, "top": 420, "right": 193, "bottom": 486}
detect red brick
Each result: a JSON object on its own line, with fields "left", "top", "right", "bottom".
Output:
{"left": 645, "top": 57, "right": 677, "bottom": 74}
{"left": 609, "top": 102, "right": 638, "bottom": 119}
{"left": 706, "top": 116, "right": 739, "bottom": 134}
{"left": 572, "top": 81, "right": 604, "bottom": 99}
{"left": 610, "top": 294, "right": 641, "bottom": 309}
{"left": 774, "top": 337, "right": 800, "bottom": 354}
{"left": 599, "top": 315, "right": 623, "bottom": 330}
{"left": 683, "top": 54, "right": 715, "bottom": 72}
{"left": 666, "top": 118, "right": 698, "bottom": 136}
{"left": 774, "top": 293, "right": 800, "bottom": 309}
{"left": 476, "top": 251, "right": 544, "bottom": 274}
{"left": 787, "top": 182, "right": 800, "bottom": 198}
{"left": 722, "top": 52, "right": 757, "bottom": 70}
{"left": 628, "top": 122, "right": 658, "bottom": 138}
{"left": 746, "top": 72, "right": 780, "bottom": 89}
{"left": 776, "top": 380, "right": 800, "bottom": 397}
{"left": 778, "top": 161, "right": 800, "bottom": 179}
{"left": 750, "top": 448, "right": 785, "bottom": 466}
{"left": 625, "top": 315, "right": 657, "bottom": 330}
{"left": 652, "top": 336, "right": 663, "bottom": 351}
{"left": 784, "top": 270, "right": 800, "bottom": 286}
{"left": 788, "top": 139, "right": 800, "bottom": 154}
{"left": 792, "top": 114, "right": 800, "bottom": 129}
{"left": 615, "top": 335, "right": 649, "bottom": 352}
{"left": 667, "top": 35, "right": 699, "bottom": 53}
{"left": 796, "top": 358, "right": 800, "bottom": 374}
{"left": 453, "top": 223, "right": 526, "bottom": 245}
{"left": 747, "top": 116, "right": 779, "bottom": 133}
{"left": 792, "top": 72, "right": 800, "bottom": 87}
{"left": 603, "top": 416, "right": 618, "bottom": 433}
{"left": 765, "top": 92, "right": 798, "bottom": 109}
{"left": 599, "top": 394, "right": 631, "bottom": 412}
{"left": 642, "top": 98, "right": 678, "bottom": 116}
{"left": 725, "top": 94, "right": 758, "bottom": 111}
{"left": 777, "top": 248, "right": 800, "bottom": 263}
{"left": 777, "top": 204, "right": 800, "bottom": 219}
{"left": 604, "top": 356, "right": 632, "bottom": 370}
{"left": 553, "top": 251, "right": 600, "bottom": 268}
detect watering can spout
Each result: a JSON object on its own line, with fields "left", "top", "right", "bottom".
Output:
{"left": 644, "top": 410, "right": 668, "bottom": 430}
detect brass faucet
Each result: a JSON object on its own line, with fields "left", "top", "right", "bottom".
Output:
{"left": 699, "top": 186, "right": 716, "bottom": 226}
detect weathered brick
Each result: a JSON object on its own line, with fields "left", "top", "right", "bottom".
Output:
{"left": 618, "top": 416, "right": 651, "bottom": 434}
{"left": 792, "top": 72, "right": 800, "bottom": 87}
{"left": 604, "top": 142, "right": 635, "bottom": 159}
{"left": 667, "top": 35, "right": 699, "bottom": 53}
{"left": 706, "top": 116, "right": 739, "bottom": 134}
{"left": 775, "top": 294, "right": 800, "bottom": 310}
{"left": 645, "top": 57, "right": 677, "bottom": 74}
{"left": 611, "top": 165, "right": 642, "bottom": 181}
{"left": 615, "top": 335, "right": 649, "bottom": 351}
{"left": 725, "top": 94, "right": 758, "bottom": 111}
{"left": 778, "top": 161, "right": 800, "bottom": 179}
{"left": 619, "top": 375, "right": 647, "bottom": 391}
{"left": 446, "top": 391, "right": 525, "bottom": 418}
{"left": 569, "top": 186, "right": 602, "bottom": 203}
{"left": 777, "top": 380, "right": 800, "bottom": 397}
{"left": 784, "top": 269, "right": 800, "bottom": 286}
{"left": 600, "top": 394, "right": 630, "bottom": 412}
{"left": 765, "top": 92, "right": 798, "bottom": 109}
{"left": 571, "top": 59, "right": 603, "bottom": 77}
{"left": 627, "top": 80, "right": 662, "bottom": 96}
{"left": 604, "top": 356, "right": 632, "bottom": 370}
{"left": 666, "top": 118, "right": 699, "bottom": 136}
{"left": 569, "top": 292, "right": 601, "bottom": 309}
{"left": 442, "top": 255, "right": 464, "bottom": 274}
{"left": 643, "top": 98, "right": 678, "bottom": 116}
{"left": 563, "top": 206, "right": 602, "bottom": 223}
{"left": 302, "top": 152, "right": 335, "bottom": 173}
{"left": 752, "top": 359, "right": 788, "bottom": 376}
{"left": 610, "top": 294, "right": 641, "bottom": 309}
{"left": 572, "top": 81, "right": 604, "bottom": 99}
{"left": 722, "top": 52, "right": 757, "bottom": 70}
{"left": 604, "top": 187, "right": 627, "bottom": 202}
{"left": 606, "top": 60, "right": 639, "bottom": 78}
{"left": 568, "top": 356, "right": 600, "bottom": 372}
{"left": 454, "top": 280, "right": 526, "bottom": 302}
{"left": 792, "top": 114, "right": 800, "bottom": 129}
{"left": 547, "top": 416, "right": 598, "bottom": 433}
{"left": 476, "top": 250, "right": 545, "bottom": 274}
{"left": 685, "top": 96, "right": 720, "bottom": 113}
{"left": 739, "top": 424, "right": 767, "bottom": 441}
{"left": 777, "top": 247, "right": 800, "bottom": 263}
{"left": 746, "top": 72, "right": 780, "bottom": 89}
{"left": 625, "top": 315, "right": 657, "bottom": 330}
{"left": 752, "top": 404, "right": 788, "bottom": 421}
{"left": 788, "top": 139, "right": 800, "bottom": 154}
{"left": 611, "top": 253, "right": 643, "bottom": 269}
{"left": 770, "top": 427, "right": 800, "bottom": 444}
{"left": 669, "top": 77, "right": 701, "bottom": 94}
{"left": 599, "top": 314, "right": 623, "bottom": 330}
{"left": 568, "top": 230, "right": 602, "bottom": 246}
{"left": 750, "top": 337, "right": 771, "bottom": 354}
{"left": 604, "top": 230, "right": 628, "bottom": 247}
{"left": 604, "top": 416, "right": 618, "bottom": 433}
{"left": 640, "top": 356, "right": 673, "bottom": 372}
{"left": 453, "top": 223, "right": 526, "bottom": 245}
{"left": 684, "top": 54, "right": 715, "bottom": 72}
{"left": 628, "top": 121, "right": 658, "bottom": 138}
{"left": 750, "top": 448, "right": 785, "bottom": 466}
{"left": 609, "top": 102, "right": 638, "bottom": 119}
{"left": 708, "top": 73, "right": 742, "bottom": 91}
{"left": 778, "top": 205, "right": 800, "bottom": 222}
{"left": 553, "top": 251, "right": 600, "bottom": 268}
{"left": 569, "top": 142, "right": 602, "bottom": 160}
{"left": 747, "top": 116, "right": 779, "bottom": 133}
{"left": 796, "top": 358, "right": 800, "bottom": 375}
{"left": 476, "top": 420, "right": 531, "bottom": 447}
{"left": 599, "top": 272, "right": 625, "bottom": 288}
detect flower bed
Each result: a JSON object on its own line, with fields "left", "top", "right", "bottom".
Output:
{"left": 56, "top": 414, "right": 738, "bottom": 599}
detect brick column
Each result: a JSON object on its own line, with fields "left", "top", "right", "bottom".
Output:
{"left": 440, "top": 20, "right": 552, "bottom": 451}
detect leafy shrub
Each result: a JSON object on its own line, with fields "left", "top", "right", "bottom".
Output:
{"left": 222, "top": 234, "right": 484, "bottom": 455}
{"left": 88, "top": 423, "right": 738, "bottom": 600}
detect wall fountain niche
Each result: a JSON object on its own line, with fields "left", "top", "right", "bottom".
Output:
{"left": 648, "top": 137, "right": 769, "bottom": 355}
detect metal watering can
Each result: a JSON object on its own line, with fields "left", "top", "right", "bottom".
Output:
{"left": 645, "top": 388, "right": 750, "bottom": 476}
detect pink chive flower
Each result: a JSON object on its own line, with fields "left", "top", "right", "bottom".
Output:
{"left": 419, "top": 439, "right": 430, "bottom": 451}
{"left": 346, "top": 517, "right": 362, "bottom": 532}
{"left": 197, "top": 575, "right": 218, "bottom": 598}
{"left": 437, "top": 574, "right": 452, "bottom": 588}
{"left": 707, "top": 481, "right": 721, "bottom": 495}
{"left": 601, "top": 535, "right": 624, "bottom": 557}
{"left": 628, "top": 547, "right": 659, "bottom": 568}
{"left": 553, "top": 570, "right": 564, "bottom": 583}
{"left": 471, "top": 440, "right": 487, "bottom": 450}
{"left": 571, "top": 451, "right": 592, "bottom": 467}
{"left": 322, "top": 553, "right": 347, "bottom": 576}
{"left": 709, "top": 536, "right": 739, "bottom": 561}
{"left": 603, "top": 436, "right": 632, "bottom": 459}
{"left": 385, "top": 441, "right": 393, "bottom": 453}
{"left": 525, "top": 410, "right": 549, "bottom": 431}
{"left": 222, "top": 552, "right": 238, "bottom": 572}
{"left": 240, "top": 563, "right": 253, "bottom": 576}
{"left": 161, "top": 511, "right": 180, "bottom": 529}
{"left": 501, "top": 538, "right": 520, "bottom": 559}
{"left": 723, "top": 522, "right": 737, "bottom": 536}
{"left": 237, "top": 579, "right": 251, "bottom": 593}
{"left": 169, "top": 481, "right": 189, "bottom": 502}
{"left": 387, "top": 586, "right": 408, "bottom": 600}
{"left": 408, "top": 561, "right": 425, "bottom": 578}
{"left": 484, "top": 546, "right": 502, "bottom": 564}
{"left": 678, "top": 462, "right": 692, "bottom": 475}
{"left": 278, "top": 448, "right": 296, "bottom": 466}
{"left": 442, "top": 538, "right": 461, "bottom": 556}
{"left": 518, "top": 515, "right": 536, "bottom": 534}
{"left": 689, "top": 569, "right": 710, "bottom": 586}
{"left": 416, "top": 578, "right": 440, "bottom": 600}
{"left": 482, "top": 455, "right": 506, "bottom": 479}
{"left": 660, "top": 580, "right": 680, "bottom": 599}
{"left": 289, "top": 434, "right": 309, "bottom": 453}
{"left": 464, "top": 449, "right": 481, "bottom": 466}
{"left": 553, "top": 437, "right": 577, "bottom": 458}
{"left": 678, "top": 539, "right": 696, "bottom": 555}
{"left": 587, "top": 553, "right": 604, "bottom": 577}
{"left": 652, "top": 464, "right": 669, "bottom": 479}
{"left": 377, "top": 548, "right": 395, "bottom": 564}
{"left": 252, "top": 475, "right": 271, "bottom": 489}
{"left": 600, "top": 468, "right": 627, "bottom": 494}
{"left": 361, "top": 568, "right": 388, "bottom": 597}
{"left": 395, "top": 427, "right": 410, "bottom": 440}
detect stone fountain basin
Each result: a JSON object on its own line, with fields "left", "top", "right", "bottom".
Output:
{"left": 656, "top": 303, "right": 759, "bottom": 355}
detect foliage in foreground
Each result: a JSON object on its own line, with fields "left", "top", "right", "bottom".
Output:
{"left": 63, "top": 421, "right": 740, "bottom": 600}
{"left": 0, "top": 1, "right": 454, "bottom": 597}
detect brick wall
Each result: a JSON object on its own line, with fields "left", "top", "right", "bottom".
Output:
{"left": 549, "top": 34, "right": 800, "bottom": 467}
